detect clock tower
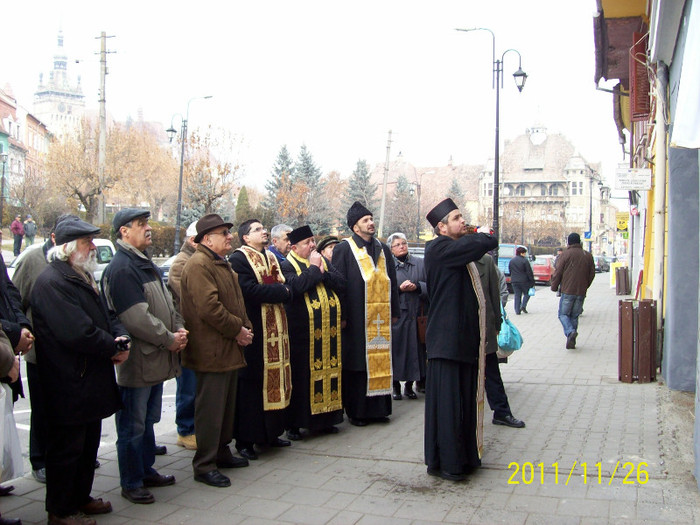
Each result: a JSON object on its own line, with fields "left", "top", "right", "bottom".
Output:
{"left": 33, "top": 29, "right": 86, "bottom": 138}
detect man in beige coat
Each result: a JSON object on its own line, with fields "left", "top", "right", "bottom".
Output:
{"left": 180, "top": 214, "right": 254, "bottom": 488}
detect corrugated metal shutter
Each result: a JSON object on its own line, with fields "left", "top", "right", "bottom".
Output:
{"left": 630, "top": 32, "right": 650, "bottom": 121}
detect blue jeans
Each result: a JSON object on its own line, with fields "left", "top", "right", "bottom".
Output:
{"left": 176, "top": 366, "right": 196, "bottom": 436}
{"left": 115, "top": 384, "right": 163, "bottom": 489}
{"left": 558, "top": 293, "right": 585, "bottom": 336}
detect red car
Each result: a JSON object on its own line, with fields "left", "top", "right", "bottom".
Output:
{"left": 531, "top": 255, "right": 556, "bottom": 286}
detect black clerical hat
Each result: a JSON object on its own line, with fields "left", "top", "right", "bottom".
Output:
{"left": 347, "top": 201, "right": 372, "bottom": 229}
{"left": 287, "top": 225, "right": 314, "bottom": 245}
{"left": 426, "top": 198, "right": 458, "bottom": 228}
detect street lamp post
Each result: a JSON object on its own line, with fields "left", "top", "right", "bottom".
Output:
{"left": 455, "top": 27, "right": 527, "bottom": 258}
{"left": 167, "top": 95, "right": 212, "bottom": 254}
{"left": 0, "top": 151, "right": 8, "bottom": 227}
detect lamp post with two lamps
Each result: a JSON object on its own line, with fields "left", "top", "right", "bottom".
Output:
{"left": 167, "top": 95, "right": 213, "bottom": 254}
{"left": 455, "top": 27, "right": 527, "bottom": 255}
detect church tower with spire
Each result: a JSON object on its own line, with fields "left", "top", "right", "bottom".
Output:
{"left": 33, "top": 29, "right": 86, "bottom": 137}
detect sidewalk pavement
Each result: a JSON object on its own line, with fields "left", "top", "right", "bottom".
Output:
{"left": 2, "top": 275, "right": 700, "bottom": 524}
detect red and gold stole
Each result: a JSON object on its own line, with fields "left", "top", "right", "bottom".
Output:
{"left": 347, "top": 238, "right": 392, "bottom": 396}
{"left": 237, "top": 245, "right": 292, "bottom": 411}
{"left": 287, "top": 252, "right": 342, "bottom": 415}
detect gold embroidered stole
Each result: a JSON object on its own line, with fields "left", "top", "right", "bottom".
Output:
{"left": 287, "top": 252, "right": 342, "bottom": 415}
{"left": 237, "top": 246, "right": 292, "bottom": 411}
{"left": 466, "top": 261, "right": 487, "bottom": 459}
{"left": 347, "top": 238, "right": 392, "bottom": 396}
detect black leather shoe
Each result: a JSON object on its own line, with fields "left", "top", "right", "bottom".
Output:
{"left": 404, "top": 384, "right": 417, "bottom": 399}
{"left": 521, "top": 307, "right": 528, "bottom": 313}
{"left": 566, "top": 331, "right": 577, "bottom": 349}
{"left": 0, "top": 485, "right": 14, "bottom": 496}
{"left": 94, "top": 460, "right": 100, "bottom": 469}
{"left": 392, "top": 392, "right": 402, "bottom": 400}
{"left": 493, "top": 415, "right": 526, "bottom": 428}
{"left": 0, "top": 517, "right": 22, "bottom": 525}
{"left": 154, "top": 445, "right": 167, "bottom": 456}
{"left": 286, "top": 428, "right": 303, "bottom": 441}
{"left": 143, "top": 473, "right": 176, "bottom": 487}
{"left": 121, "top": 487, "right": 155, "bottom": 504}
{"left": 194, "top": 470, "right": 231, "bottom": 488}
{"left": 270, "top": 437, "right": 291, "bottom": 447}
{"left": 349, "top": 418, "right": 368, "bottom": 427}
{"left": 237, "top": 447, "right": 258, "bottom": 460}
{"left": 427, "top": 467, "right": 467, "bottom": 482}
{"left": 217, "top": 456, "right": 249, "bottom": 468}
{"left": 321, "top": 426, "right": 339, "bottom": 434}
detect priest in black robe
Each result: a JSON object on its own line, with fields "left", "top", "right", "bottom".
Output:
{"left": 280, "top": 225, "right": 347, "bottom": 439}
{"left": 332, "top": 202, "right": 399, "bottom": 426}
{"left": 229, "top": 219, "right": 293, "bottom": 461}
{"left": 423, "top": 198, "right": 497, "bottom": 481}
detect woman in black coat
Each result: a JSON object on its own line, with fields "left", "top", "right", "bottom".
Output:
{"left": 508, "top": 247, "right": 535, "bottom": 315}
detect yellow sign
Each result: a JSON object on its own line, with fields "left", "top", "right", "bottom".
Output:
{"left": 616, "top": 212, "right": 629, "bottom": 232}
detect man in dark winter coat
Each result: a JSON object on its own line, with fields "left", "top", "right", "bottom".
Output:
{"left": 31, "top": 218, "right": 131, "bottom": 524}
{"left": 12, "top": 214, "right": 79, "bottom": 484}
{"left": 101, "top": 209, "right": 186, "bottom": 505}
{"left": 508, "top": 246, "right": 535, "bottom": 314}
{"left": 550, "top": 232, "right": 595, "bottom": 349}
{"left": 280, "top": 225, "right": 346, "bottom": 440}
{"left": 423, "top": 198, "right": 497, "bottom": 481}
{"left": 332, "top": 202, "right": 399, "bottom": 427}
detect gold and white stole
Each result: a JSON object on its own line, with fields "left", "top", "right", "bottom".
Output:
{"left": 287, "top": 252, "right": 342, "bottom": 415}
{"left": 466, "top": 261, "right": 487, "bottom": 459}
{"left": 347, "top": 238, "right": 392, "bottom": 396}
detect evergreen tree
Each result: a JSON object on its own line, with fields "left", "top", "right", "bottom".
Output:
{"left": 340, "top": 159, "right": 379, "bottom": 234}
{"left": 447, "top": 179, "right": 465, "bottom": 207}
{"left": 235, "top": 186, "right": 253, "bottom": 224}
{"left": 295, "top": 145, "right": 332, "bottom": 234}
{"left": 264, "top": 145, "right": 295, "bottom": 217}
{"left": 386, "top": 174, "right": 418, "bottom": 239}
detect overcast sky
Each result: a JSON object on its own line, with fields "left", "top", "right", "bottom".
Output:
{"left": 2, "top": 0, "right": 626, "bottom": 197}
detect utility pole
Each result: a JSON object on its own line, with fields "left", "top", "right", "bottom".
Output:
{"left": 96, "top": 32, "right": 115, "bottom": 225}
{"left": 378, "top": 130, "right": 392, "bottom": 239}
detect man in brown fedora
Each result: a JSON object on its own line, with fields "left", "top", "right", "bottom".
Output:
{"left": 180, "top": 214, "right": 253, "bottom": 488}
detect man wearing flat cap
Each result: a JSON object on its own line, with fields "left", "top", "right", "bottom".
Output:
{"left": 423, "top": 198, "right": 497, "bottom": 481}
{"left": 13, "top": 214, "right": 79, "bottom": 485}
{"left": 229, "top": 219, "right": 293, "bottom": 460}
{"left": 31, "top": 218, "right": 131, "bottom": 523}
{"left": 180, "top": 214, "right": 253, "bottom": 488}
{"left": 101, "top": 208, "right": 187, "bottom": 504}
{"left": 332, "top": 202, "right": 399, "bottom": 427}
{"left": 279, "top": 225, "right": 346, "bottom": 440}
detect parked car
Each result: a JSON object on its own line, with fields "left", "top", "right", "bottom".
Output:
{"left": 7, "top": 238, "right": 116, "bottom": 283}
{"left": 593, "top": 255, "right": 610, "bottom": 273}
{"left": 158, "top": 254, "right": 178, "bottom": 285}
{"left": 531, "top": 255, "right": 556, "bottom": 285}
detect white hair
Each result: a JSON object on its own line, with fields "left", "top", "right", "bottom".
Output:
{"left": 270, "top": 224, "right": 292, "bottom": 239}
{"left": 47, "top": 240, "right": 79, "bottom": 262}
{"left": 387, "top": 232, "right": 407, "bottom": 246}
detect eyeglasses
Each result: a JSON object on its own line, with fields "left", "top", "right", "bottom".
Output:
{"left": 391, "top": 241, "right": 408, "bottom": 248}
{"left": 209, "top": 230, "right": 233, "bottom": 237}
{"left": 249, "top": 226, "right": 267, "bottom": 233}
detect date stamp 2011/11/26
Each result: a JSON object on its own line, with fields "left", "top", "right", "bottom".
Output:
{"left": 507, "top": 461, "right": 649, "bottom": 485}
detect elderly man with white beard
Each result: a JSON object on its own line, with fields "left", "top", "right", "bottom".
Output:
{"left": 31, "top": 218, "right": 131, "bottom": 525}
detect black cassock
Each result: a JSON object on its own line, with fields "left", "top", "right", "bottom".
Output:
{"left": 229, "top": 249, "right": 290, "bottom": 447}
{"left": 423, "top": 232, "right": 497, "bottom": 475}
{"left": 280, "top": 255, "right": 346, "bottom": 432}
{"left": 332, "top": 234, "right": 399, "bottom": 421}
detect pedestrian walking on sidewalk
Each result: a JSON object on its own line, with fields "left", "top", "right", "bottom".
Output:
{"left": 508, "top": 246, "right": 535, "bottom": 315}
{"left": 10, "top": 216, "right": 24, "bottom": 257}
{"left": 550, "top": 233, "right": 595, "bottom": 349}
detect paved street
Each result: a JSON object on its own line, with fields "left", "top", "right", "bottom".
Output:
{"left": 2, "top": 266, "right": 699, "bottom": 524}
